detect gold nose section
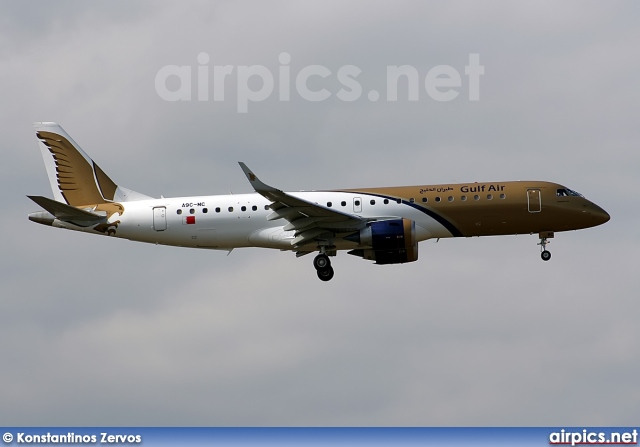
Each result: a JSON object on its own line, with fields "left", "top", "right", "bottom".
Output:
{"left": 590, "top": 204, "right": 610, "bottom": 226}
{"left": 597, "top": 209, "right": 610, "bottom": 225}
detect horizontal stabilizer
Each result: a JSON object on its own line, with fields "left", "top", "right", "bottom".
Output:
{"left": 27, "top": 195, "right": 105, "bottom": 223}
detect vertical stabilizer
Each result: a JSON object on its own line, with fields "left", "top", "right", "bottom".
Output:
{"left": 33, "top": 122, "right": 152, "bottom": 205}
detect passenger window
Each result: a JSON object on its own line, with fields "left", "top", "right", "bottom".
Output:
{"left": 461, "top": 196, "right": 467, "bottom": 201}
{"left": 203, "top": 208, "right": 208, "bottom": 213}
{"left": 190, "top": 208, "right": 195, "bottom": 214}
{"left": 177, "top": 209, "right": 182, "bottom": 215}
{"left": 396, "top": 199, "right": 401, "bottom": 204}
{"left": 264, "top": 205, "right": 269, "bottom": 210}
{"left": 384, "top": 199, "right": 389, "bottom": 204}
{"left": 241, "top": 206, "right": 247, "bottom": 212}
{"left": 228, "top": 207, "right": 234, "bottom": 212}
{"left": 474, "top": 195, "right": 480, "bottom": 201}
{"left": 500, "top": 194, "right": 506, "bottom": 199}
{"left": 327, "top": 202, "right": 332, "bottom": 207}
{"left": 435, "top": 197, "right": 441, "bottom": 202}
{"left": 215, "top": 207, "right": 221, "bottom": 213}
{"left": 252, "top": 205, "right": 257, "bottom": 211}
{"left": 448, "top": 196, "right": 454, "bottom": 202}
{"left": 487, "top": 194, "right": 493, "bottom": 200}
{"left": 409, "top": 198, "right": 415, "bottom": 203}
{"left": 370, "top": 199, "right": 375, "bottom": 205}
{"left": 355, "top": 200, "right": 360, "bottom": 206}
{"left": 422, "top": 197, "right": 428, "bottom": 203}
{"left": 341, "top": 201, "right": 346, "bottom": 206}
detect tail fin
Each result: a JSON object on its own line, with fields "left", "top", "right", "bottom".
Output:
{"left": 34, "top": 122, "right": 153, "bottom": 205}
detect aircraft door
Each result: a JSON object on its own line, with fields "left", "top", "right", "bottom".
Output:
{"left": 353, "top": 197, "right": 362, "bottom": 213}
{"left": 153, "top": 206, "right": 167, "bottom": 231}
{"left": 527, "top": 189, "right": 541, "bottom": 213}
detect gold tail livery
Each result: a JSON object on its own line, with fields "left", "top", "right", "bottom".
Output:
{"left": 28, "top": 122, "right": 610, "bottom": 281}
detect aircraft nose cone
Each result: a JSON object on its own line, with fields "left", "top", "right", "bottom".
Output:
{"left": 598, "top": 209, "right": 610, "bottom": 224}
{"left": 591, "top": 205, "right": 610, "bottom": 225}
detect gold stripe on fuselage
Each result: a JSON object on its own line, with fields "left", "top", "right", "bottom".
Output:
{"left": 340, "top": 181, "right": 609, "bottom": 237}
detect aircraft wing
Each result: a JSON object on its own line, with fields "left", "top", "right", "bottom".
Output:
{"left": 239, "top": 163, "right": 366, "bottom": 248}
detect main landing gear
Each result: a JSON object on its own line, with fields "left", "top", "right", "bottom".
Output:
{"left": 538, "top": 231, "right": 554, "bottom": 261}
{"left": 314, "top": 253, "right": 335, "bottom": 281}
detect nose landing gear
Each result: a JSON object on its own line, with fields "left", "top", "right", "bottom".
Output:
{"left": 313, "top": 252, "right": 335, "bottom": 281}
{"left": 538, "top": 231, "right": 554, "bottom": 261}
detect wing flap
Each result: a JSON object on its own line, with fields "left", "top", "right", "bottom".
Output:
{"left": 267, "top": 207, "right": 313, "bottom": 221}
{"left": 283, "top": 216, "right": 329, "bottom": 231}
{"left": 292, "top": 228, "right": 331, "bottom": 247}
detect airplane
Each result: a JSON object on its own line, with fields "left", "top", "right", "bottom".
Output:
{"left": 27, "top": 122, "right": 610, "bottom": 281}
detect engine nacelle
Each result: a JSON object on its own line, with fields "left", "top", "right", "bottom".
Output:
{"left": 345, "top": 218, "right": 418, "bottom": 265}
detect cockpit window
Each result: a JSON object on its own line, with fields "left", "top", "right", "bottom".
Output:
{"left": 557, "top": 188, "right": 583, "bottom": 197}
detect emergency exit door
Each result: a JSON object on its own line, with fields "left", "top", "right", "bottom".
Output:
{"left": 353, "top": 197, "right": 362, "bottom": 213}
{"left": 153, "top": 207, "right": 167, "bottom": 231}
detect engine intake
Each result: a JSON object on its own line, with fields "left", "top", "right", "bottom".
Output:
{"left": 345, "top": 218, "right": 418, "bottom": 264}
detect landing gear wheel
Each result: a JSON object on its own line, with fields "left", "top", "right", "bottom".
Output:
{"left": 317, "top": 267, "right": 334, "bottom": 281}
{"left": 313, "top": 254, "right": 331, "bottom": 271}
{"left": 537, "top": 233, "right": 553, "bottom": 262}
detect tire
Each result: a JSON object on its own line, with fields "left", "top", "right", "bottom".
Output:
{"left": 317, "top": 267, "right": 334, "bottom": 281}
{"left": 313, "top": 254, "right": 331, "bottom": 270}
{"left": 541, "top": 250, "right": 551, "bottom": 261}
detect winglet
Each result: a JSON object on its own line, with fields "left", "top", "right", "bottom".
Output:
{"left": 238, "top": 162, "right": 279, "bottom": 194}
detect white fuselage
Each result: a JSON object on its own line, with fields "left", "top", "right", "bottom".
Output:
{"left": 53, "top": 191, "right": 444, "bottom": 251}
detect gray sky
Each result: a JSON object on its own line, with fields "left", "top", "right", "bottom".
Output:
{"left": 1, "top": 0, "right": 639, "bottom": 425}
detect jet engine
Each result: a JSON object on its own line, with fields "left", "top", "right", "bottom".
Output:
{"left": 345, "top": 218, "right": 418, "bottom": 264}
